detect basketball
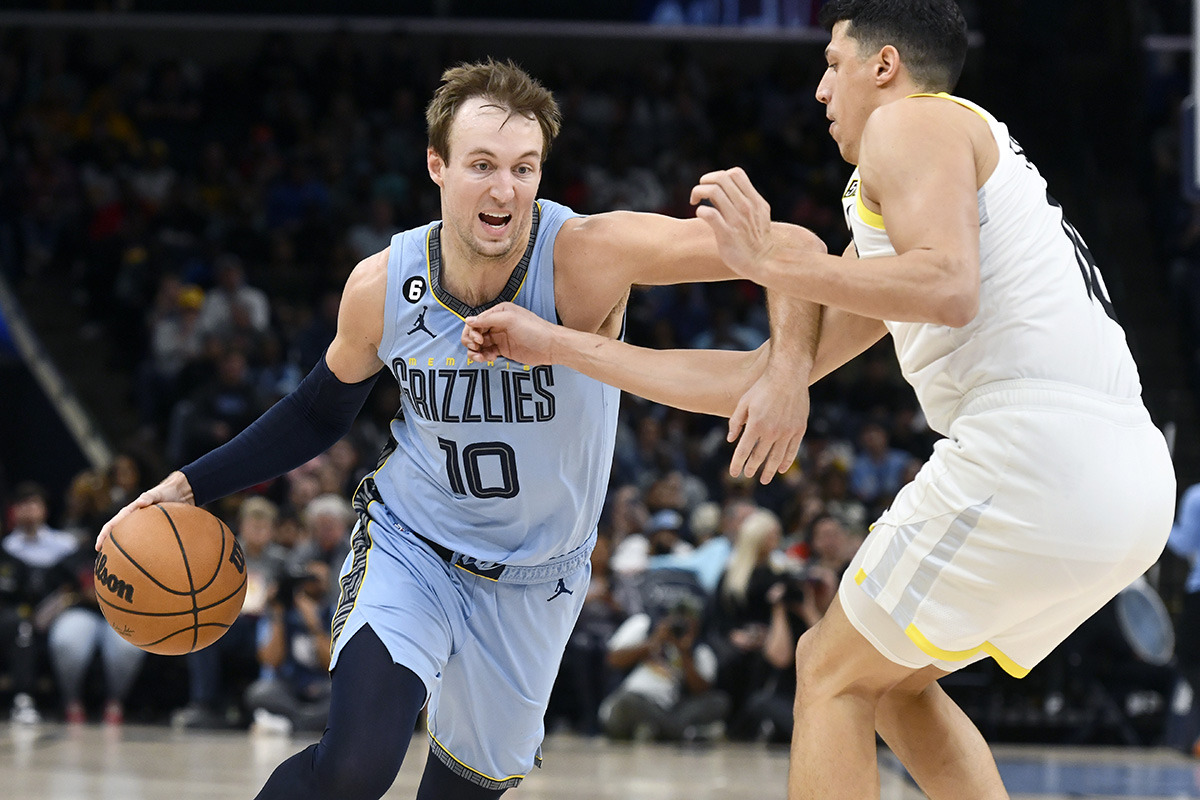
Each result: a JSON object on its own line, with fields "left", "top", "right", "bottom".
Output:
{"left": 95, "top": 502, "right": 248, "bottom": 656}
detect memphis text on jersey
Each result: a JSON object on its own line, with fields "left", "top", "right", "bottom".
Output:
{"left": 391, "top": 355, "right": 556, "bottom": 424}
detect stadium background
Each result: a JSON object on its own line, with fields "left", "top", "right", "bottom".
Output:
{"left": 0, "top": 0, "right": 1197, "bottom": 746}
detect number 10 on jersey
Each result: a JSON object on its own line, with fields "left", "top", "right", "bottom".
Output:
{"left": 437, "top": 437, "right": 521, "bottom": 499}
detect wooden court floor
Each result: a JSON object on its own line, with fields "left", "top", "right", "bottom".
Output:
{"left": 4, "top": 722, "right": 1200, "bottom": 799}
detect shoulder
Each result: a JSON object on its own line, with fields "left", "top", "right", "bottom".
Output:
{"left": 864, "top": 95, "right": 982, "bottom": 151}
{"left": 342, "top": 247, "right": 390, "bottom": 306}
{"left": 860, "top": 96, "right": 982, "bottom": 182}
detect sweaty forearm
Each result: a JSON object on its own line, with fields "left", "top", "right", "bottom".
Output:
{"left": 550, "top": 326, "right": 763, "bottom": 418}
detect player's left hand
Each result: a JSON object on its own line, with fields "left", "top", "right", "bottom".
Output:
{"left": 462, "top": 302, "right": 558, "bottom": 365}
{"left": 690, "top": 167, "right": 773, "bottom": 282}
{"left": 727, "top": 369, "right": 808, "bottom": 483}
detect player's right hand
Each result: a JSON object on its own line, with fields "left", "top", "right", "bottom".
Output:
{"left": 462, "top": 302, "right": 558, "bottom": 366}
{"left": 95, "top": 470, "right": 195, "bottom": 551}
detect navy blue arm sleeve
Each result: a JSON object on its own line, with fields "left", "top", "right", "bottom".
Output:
{"left": 180, "top": 355, "right": 380, "bottom": 506}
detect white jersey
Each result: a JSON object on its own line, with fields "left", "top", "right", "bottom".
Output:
{"left": 840, "top": 93, "right": 1142, "bottom": 435}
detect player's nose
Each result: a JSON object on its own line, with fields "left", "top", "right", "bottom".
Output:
{"left": 489, "top": 171, "right": 516, "bottom": 203}
{"left": 815, "top": 74, "right": 832, "bottom": 104}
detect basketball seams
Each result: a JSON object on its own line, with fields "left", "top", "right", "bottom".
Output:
{"left": 97, "top": 503, "right": 248, "bottom": 655}
{"left": 191, "top": 516, "right": 230, "bottom": 595}
{"left": 107, "top": 531, "right": 195, "bottom": 597}
{"left": 138, "top": 622, "right": 236, "bottom": 650}
{"left": 96, "top": 580, "right": 248, "bottom": 617}
{"left": 156, "top": 505, "right": 201, "bottom": 652}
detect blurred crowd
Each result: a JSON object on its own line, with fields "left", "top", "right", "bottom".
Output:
{"left": 0, "top": 20, "right": 1183, "bottom": 744}
{"left": 0, "top": 23, "right": 932, "bottom": 737}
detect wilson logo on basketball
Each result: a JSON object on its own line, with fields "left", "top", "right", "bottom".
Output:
{"left": 94, "top": 554, "right": 134, "bottom": 603}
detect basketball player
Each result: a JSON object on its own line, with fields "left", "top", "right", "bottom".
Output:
{"left": 461, "top": 2, "right": 1176, "bottom": 797}
{"left": 97, "top": 60, "right": 823, "bottom": 799}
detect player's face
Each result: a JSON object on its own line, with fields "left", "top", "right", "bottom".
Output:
{"left": 815, "top": 22, "right": 879, "bottom": 165}
{"left": 429, "top": 97, "right": 544, "bottom": 265}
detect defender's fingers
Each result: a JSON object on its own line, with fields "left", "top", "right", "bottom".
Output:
{"left": 729, "top": 431, "right": 759, "bottom": 478}
{"left": 727, "top": 402, "right": 749, "bottom": 443}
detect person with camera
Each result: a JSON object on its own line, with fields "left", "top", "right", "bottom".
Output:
{"left": 244, "top": 559, "right": 335, "bottom": 735}
{"left": 710, "top": 509, "right": 785, "bottom": 737}
{"left": 599, "top": 594, "right": 729, "bottom": 742}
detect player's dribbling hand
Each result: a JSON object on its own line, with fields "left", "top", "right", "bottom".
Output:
{"left": 95, "top": 470, "right": 195, "bottom": 551}
{"left": 690, "top": 167, "right": 774, "bottom": 282}
{"left": 462, "top": 302, "right": 558, "bottom": 366}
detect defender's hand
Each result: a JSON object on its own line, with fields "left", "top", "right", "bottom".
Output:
{"left": 95, "top": 470, "right": 195, "bottom": 551}
{"left": 728, "top": 372, "right": 809, "bottom": 483}
{"left": 690, "top": 167, "right": 774, "bottom": 282}
{"left": 462, "top": 302, "right": 559, "bottom": 366}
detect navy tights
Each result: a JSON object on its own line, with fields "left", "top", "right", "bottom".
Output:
{"left": 254, "top": 625, "right": 505, "bottom": 800}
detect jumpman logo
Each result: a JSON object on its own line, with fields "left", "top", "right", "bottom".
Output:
{"left": 547, "top": 578, "right": 573, "bottom": 602}
{"left": 407, "top": 307, "right": 436, "bottom": 338}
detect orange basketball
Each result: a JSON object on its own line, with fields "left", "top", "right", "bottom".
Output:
{"left": 95, "top": 502, "right": 247, "bottom": 655}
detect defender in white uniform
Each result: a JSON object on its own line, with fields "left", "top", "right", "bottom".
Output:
{"left": 462, "top": 2, "right": 1176, "bottom": 798}
{"left": 836, "top": 91, "right": 1174, "bottom": 679}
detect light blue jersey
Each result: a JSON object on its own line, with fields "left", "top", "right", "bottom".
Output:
{"left": 364, "top": 199, "right": 620, "bottom": 567}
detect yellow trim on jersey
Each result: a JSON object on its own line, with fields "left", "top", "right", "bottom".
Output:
{"left": 454, "top": 562, "right": 500, "bottom": 582}
{"left": 854, "top": 191, "right": 886, "bottom": 230}
{"left": 425, "top": 203, "right": 536, "bottom": 322}
{"left": 428, "top": 727, "right": 526, "bottom": 784}
{"left": 853, "top": 568, "right": 1030, "bottom": 679}
{"left": 906, "top": 92, "right": 988, "bottom": 122}
{"left": 903, "top": 624, "right": 1030, "bottom": 679}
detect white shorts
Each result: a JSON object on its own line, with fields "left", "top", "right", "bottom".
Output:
{"left": 840, "top": 380, "right": 1175, "bottom": 678}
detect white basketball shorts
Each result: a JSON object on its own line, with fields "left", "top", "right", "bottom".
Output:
{"left": 840, "top": 379, "right": 1175, "bottom": 678}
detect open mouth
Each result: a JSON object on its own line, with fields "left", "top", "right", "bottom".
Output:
{"left": 479, "top": 212, "right": 511, "bottom": 230}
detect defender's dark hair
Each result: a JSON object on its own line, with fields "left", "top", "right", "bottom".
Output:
{"left": 819, "top": 0, "right": 968, "bottom": 92}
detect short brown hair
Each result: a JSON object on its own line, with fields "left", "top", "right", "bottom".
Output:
{"left": 425, "top": 58, "right": 561, "bottom": 161}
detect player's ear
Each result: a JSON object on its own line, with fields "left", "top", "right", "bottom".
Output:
{"left": 876, "top": 45, "right": 901, "bottom": 86}
{"left": 427, "top": 147, "right": 445, "bottom": 188}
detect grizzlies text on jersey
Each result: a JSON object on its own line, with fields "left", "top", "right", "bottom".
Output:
{"left": 364, "top": 199, "right": 620, "bottom": 567}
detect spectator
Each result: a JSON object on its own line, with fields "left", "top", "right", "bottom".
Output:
{"left": 646, "top": 499, "right": 735, "bottom": 592}
{"left": 848, "top": 420, "right": 915, "bottom": 513}
{"left": 1167, "top": 482, "right": 1200, "bottom": 750}
{"left": 0, "top": 482, "right": 78, "bottom": 724}
{"left": 738, "top": 572, "right": 819, "bottom": 743}
{"left": 47, "top": 546, "right": 146, "bottom": 725}
{"left": 170, "top": 348, "right": 265, "bottom": 464}
{"left": 245, "top": 558, "right": 334, "bottom": 735}
{"left": 710, "top": 509, "right": 784, "bottom": 736}
{"left": 611, "top": 508, "right": 692, "bottom": 578}
{"left": 802, "top": 512, "right": 862, "bottom": 618}
{"left": 600, "top": 593, "right": 728, "bottom": 742}
{"left": 195, "top": 254, "right": 270, "bottom": 340}
{"left": 172, "top": 497, "right": 285, "bottom": 729}
{"left": 346, "top": 195, "right": 396, "bottom": 262}
{"left": 290, "top": 493, "right": 353, "bottom": 608}
{"left": 550, "top": 532, "right": 626, "bottom": 735}
{"left": 137, "top": 279, "right": 206, "bottom": 429}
